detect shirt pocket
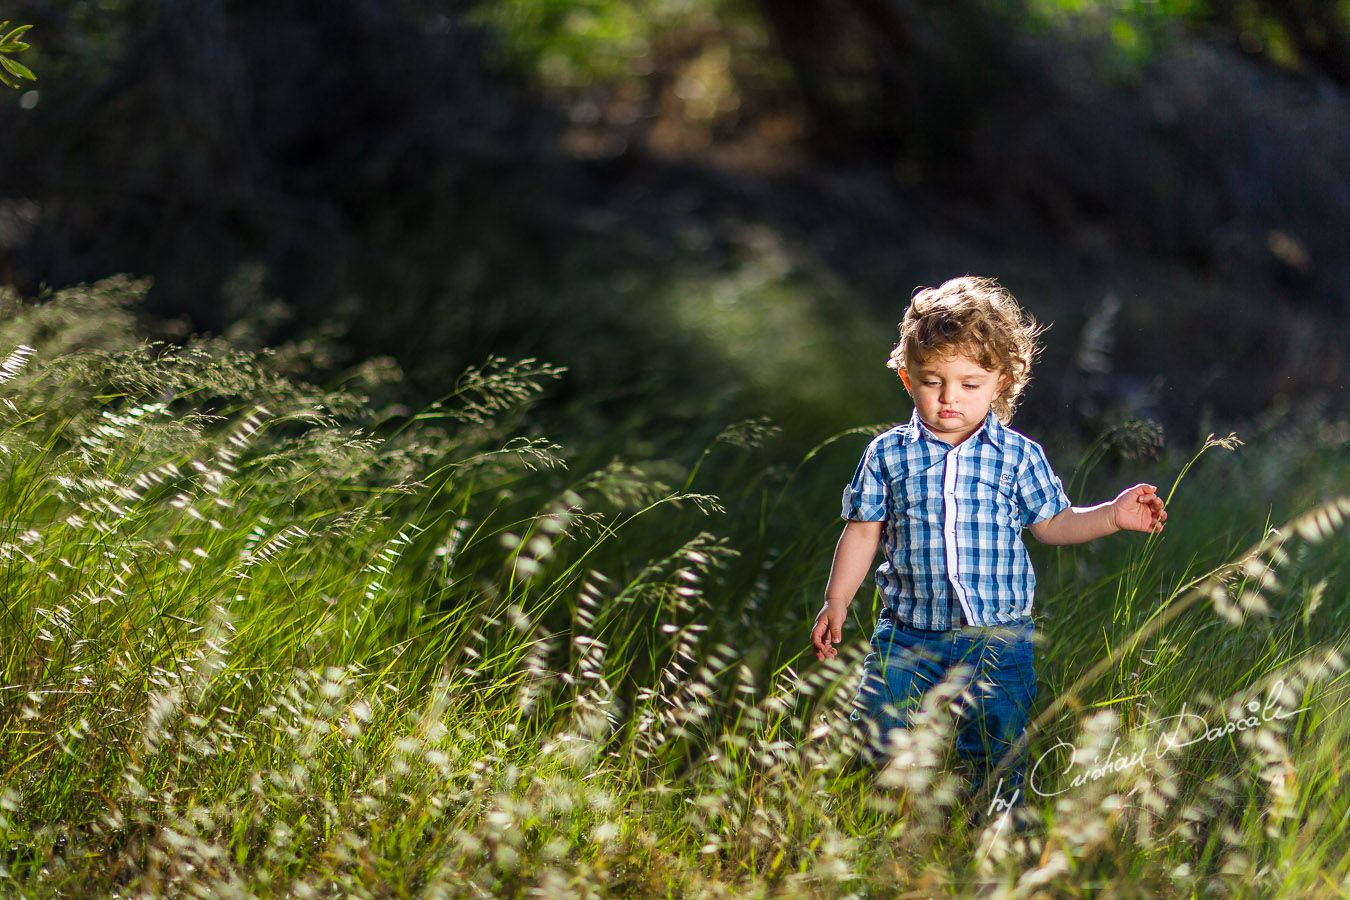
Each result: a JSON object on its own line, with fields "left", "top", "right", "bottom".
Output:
{"left": 969, "top": 463, "right": 1022, "bottom": 530}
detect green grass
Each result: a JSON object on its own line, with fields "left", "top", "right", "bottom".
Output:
{"left": 0, "top": 277, "right": 1348, "bottom": 897}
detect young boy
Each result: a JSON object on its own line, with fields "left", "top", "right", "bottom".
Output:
{"left": 810, "top": 276, "right": 1166, "bottom": 827}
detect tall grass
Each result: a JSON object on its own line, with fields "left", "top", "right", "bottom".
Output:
{"left": 1, "top": 277, "right": 1348, "bottom": 897}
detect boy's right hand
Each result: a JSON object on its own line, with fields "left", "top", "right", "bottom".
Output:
{"left": 811, "top": 600, "right": 850, "bottom": 661}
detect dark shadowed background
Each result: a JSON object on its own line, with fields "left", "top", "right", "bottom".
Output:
{"left": 1, "top": 0, "right": 1347, "bottom": 463}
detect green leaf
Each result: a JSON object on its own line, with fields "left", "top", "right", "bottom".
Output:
{"left": 0, "top": 55, "right": 35, "bottom": 82}
{"left": 1, "top": 24, "right": 34, "bottom": 45}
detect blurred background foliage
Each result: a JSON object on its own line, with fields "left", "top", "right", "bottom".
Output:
{"left": 0, "top": 0, "right": 1346, "bottom": 470}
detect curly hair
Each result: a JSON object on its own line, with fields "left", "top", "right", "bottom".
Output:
{"left": 885, "top": 276, "right": 1050, "bottom": 424}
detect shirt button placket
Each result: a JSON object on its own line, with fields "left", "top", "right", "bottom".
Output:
{"left": 942, "top": 441, "right": 976, "bottom": 628}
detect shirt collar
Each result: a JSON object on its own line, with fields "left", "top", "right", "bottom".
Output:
{"left": 905, "top": 407, "right": 1005, "bottom": 450}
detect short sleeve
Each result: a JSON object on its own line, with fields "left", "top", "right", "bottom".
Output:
{"left": 1016, "top": 440, "right": 1071, "bottom": 527}
{"left": 841, "top": 438, "right": 888, "bottom": 521}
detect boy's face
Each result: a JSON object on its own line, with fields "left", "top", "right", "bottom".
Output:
{"left": 899, "top": 349, "right": 1010, "bottom": 446}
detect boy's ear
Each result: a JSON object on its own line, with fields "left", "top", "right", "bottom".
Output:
{"left": 898, "top": 369, "right": 912, "bottom": 393}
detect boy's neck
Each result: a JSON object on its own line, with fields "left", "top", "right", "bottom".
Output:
{"left": 920, "top": 418, "right": 985, "bottom": 447}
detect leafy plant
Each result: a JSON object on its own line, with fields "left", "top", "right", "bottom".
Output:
{"left": 0, "top": 21, "right": 35, "bottom": 89}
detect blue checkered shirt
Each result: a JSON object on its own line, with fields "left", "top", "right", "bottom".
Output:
{"left": 840, "top": 407, "right": 1072, "bottom": 629}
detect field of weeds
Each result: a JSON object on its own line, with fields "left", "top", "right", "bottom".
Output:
{"left": 1, "top": 279, "right": 1347, "bottom": 897}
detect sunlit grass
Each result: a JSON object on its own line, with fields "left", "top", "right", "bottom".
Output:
{"left": 0, "top": 278, "right": 1347, "bottom": 897}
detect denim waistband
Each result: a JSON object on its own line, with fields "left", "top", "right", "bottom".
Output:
{"left": 880, "top": 605, "right": 1032, "bottom": 634}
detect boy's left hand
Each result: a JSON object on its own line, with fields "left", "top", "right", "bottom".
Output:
{"left": 1111, "top": 483, "right": 1167, "bottom": 534}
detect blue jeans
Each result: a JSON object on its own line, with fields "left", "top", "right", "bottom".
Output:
{"left": 849, "top": 612, "right": 1036, "bottom": 812}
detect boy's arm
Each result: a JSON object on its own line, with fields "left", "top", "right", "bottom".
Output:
{"left": 815, "top": 436, "right": 887, "bottom": 659}
{"left": 824, "top": 520, "right": 884, "bottom": 607}
{"left": 812, "top": 520, "right": 883, "bottom": 660}
{"left": 1028, "top": 483, "right": 1167, "bottom": 545}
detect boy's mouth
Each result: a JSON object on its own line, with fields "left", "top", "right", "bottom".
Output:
{"left": 939, "top": 410, "right": 960, "bottom": 418}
